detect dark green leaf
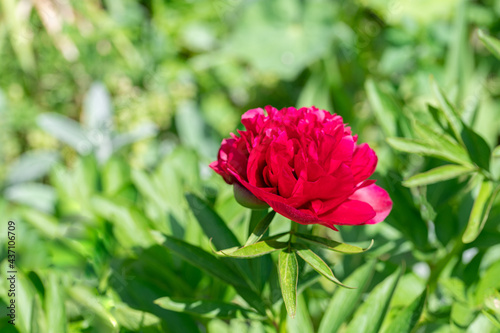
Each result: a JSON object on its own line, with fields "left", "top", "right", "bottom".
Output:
{"left": 162, "top": 235, "right": 244, "bottom": 287}
{"left": 294, "top": 233, "right": 370, "bottom": 253}
{"left": 461, "top": 125, "right": 491, "bottom": 170}
{"left": 279, "top": 249, "right": 299, "bottom": 318}
{"left": 402, "top": 165, "right": 474, "bottom": 187}
{"left": 186, "top": 193, "right": 240, "bottom": 250}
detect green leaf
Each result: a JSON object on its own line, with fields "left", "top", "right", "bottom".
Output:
{"left": 45, "top": 274, "right": 67, "bottom": 333}
{"left": 279, "top": 249, "right": 299, "bottom": 318}
{"left": 162, "top": 235, "right": 244, "bottom": 287}
{"left": 245, "top": 210, "right": 276, "bottom": 246}
{"left": 462, "top": 181, "right": 496, "bottom": 243}
{"left": 154, "top": 297, "right": 262, "bottom": 320}
{"left": 111, "top": 303, "right": 161, "bottom": 330}
{"left": 37, "top": 113, "right": 91, "bottom": 154}
{"left": 492, "top": 145, "right": 500, "bottom": 158}
{"left": 478, "top": 30, "right": 500, "bottom": 60}
{"left": 82, "top": 82, "right": 112, "bottom": 131}
{"left": 413, "top": 120, "right": 471, "bottom": 166}
{"left": 91, "top": 196, "right": 156, "bottom": 248}
{"left": 430, "top": 78, "right": 464, "bottom": 144}
{"left": 402, "top": 165, "right": 475, "bottom": 187}
{"left": 383, "top": 290, "right": 427, "bottom": 333}
{"left": 461, "top": 125, "right": 492, "bottom": 171}
{"left": 387, "top": 137, "right": 470, "bottom": 165}
{"left": 345, "top": 267, "right": 402, "bottom": 333}
{"left": 295, "top": 247, "right": 351, "bottom": 288}
{"left": 5, "top": 150, "right": 59, "bottom": 185}
{"left": 365, "top": 79, "right": 399, "bottom": 137}
{"left": 294, "top": 233, "right": 370, "bottom": 253}
{"left": 318, "top": 261, "right": 376, "bottom": 333}
{"left": 186, "top": 193, "right": 240, "bottom": 250}
{"left": 215, "top": 239, "right": 287, "bottom": 258}
{"left": 286, "top": 293, "right": 314, "bottom": 333}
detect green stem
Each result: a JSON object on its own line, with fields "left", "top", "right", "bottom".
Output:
{"left": 289, "top": 221, "right": 298, "bottom": 245}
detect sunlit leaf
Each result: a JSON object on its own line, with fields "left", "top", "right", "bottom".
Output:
{"left": 403, "top": 165, "right": 475, "bottom": 187}
{"left": 387, "top": 137, "right": 470, "bottom": 165}
{"left": 294, "top": 232, "right": 370, "bottom": 253}
{"left": 295, "top": 246, "right": 351, "bottom": 288}
{"left": 462, "top": 181, "right": 496, "bottom": 243}
{"left": 215, "top": 239, "right": 287, "bottom": 258}
{"left": 154, "top": 297, "right": 262, "bottom": 319}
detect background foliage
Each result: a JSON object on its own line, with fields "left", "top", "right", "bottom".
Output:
{"left": 1, "top": 0, "right": 500, "bottom": 332}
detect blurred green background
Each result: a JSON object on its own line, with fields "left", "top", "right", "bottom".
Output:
{"left": 1, "top": 0, "right": 500, "bottom": 332}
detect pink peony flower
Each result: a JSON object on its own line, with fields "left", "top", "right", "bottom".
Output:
{"left": 210, "top": 106, "right": 392, "bottom": 230}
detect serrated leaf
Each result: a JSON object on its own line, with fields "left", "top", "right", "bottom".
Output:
{"left": 387, "top": 137, "right": 469, "bottom": 165}
{"left": 245, "top": 210, "right": 276, "bottom": 246}
{"left": 279, "top": 249, "right": 299, "bottom": 318}
{"left": 318, "top": 261, "right": 376, "bottom": 333}
{"left": 478, "top": 30, "right": 500, "bottom": 60}
{"left": 215, "top": 239, "right": 287, "bottom": 258}
{"left": 383, "top": 290, "right": 427, "bottom": 333}
{"left": 403, "top": 165, "right": 474, "bottom": 187}
{"left": 345, "top": 267, "right": 401, "bottom": 333}
{"left": 154, "top": 297, "right": 262, "bottom": 320}
{"left": 462, "top": 181, "right": 496, "bottom": 243}
{"left": 295, "top": 247, "right": 351, "bottom": 288}
{"left": 294, "top": 233, "right": 370, "bottom": 253}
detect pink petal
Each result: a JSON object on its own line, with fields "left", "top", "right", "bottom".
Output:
{"left": 321, "top": 199, "right": 376, "bottom": 225}
{"left": 349, "top": 184, "right": 393, "bottom": 224}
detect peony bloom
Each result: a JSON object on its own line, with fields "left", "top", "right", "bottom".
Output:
{"left": 210, "top": 106, "right": 392, "bottom": 230}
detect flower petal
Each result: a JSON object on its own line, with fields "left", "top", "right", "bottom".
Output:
{"left": 349, "top": 184, "right": 393, "bottom": 224}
